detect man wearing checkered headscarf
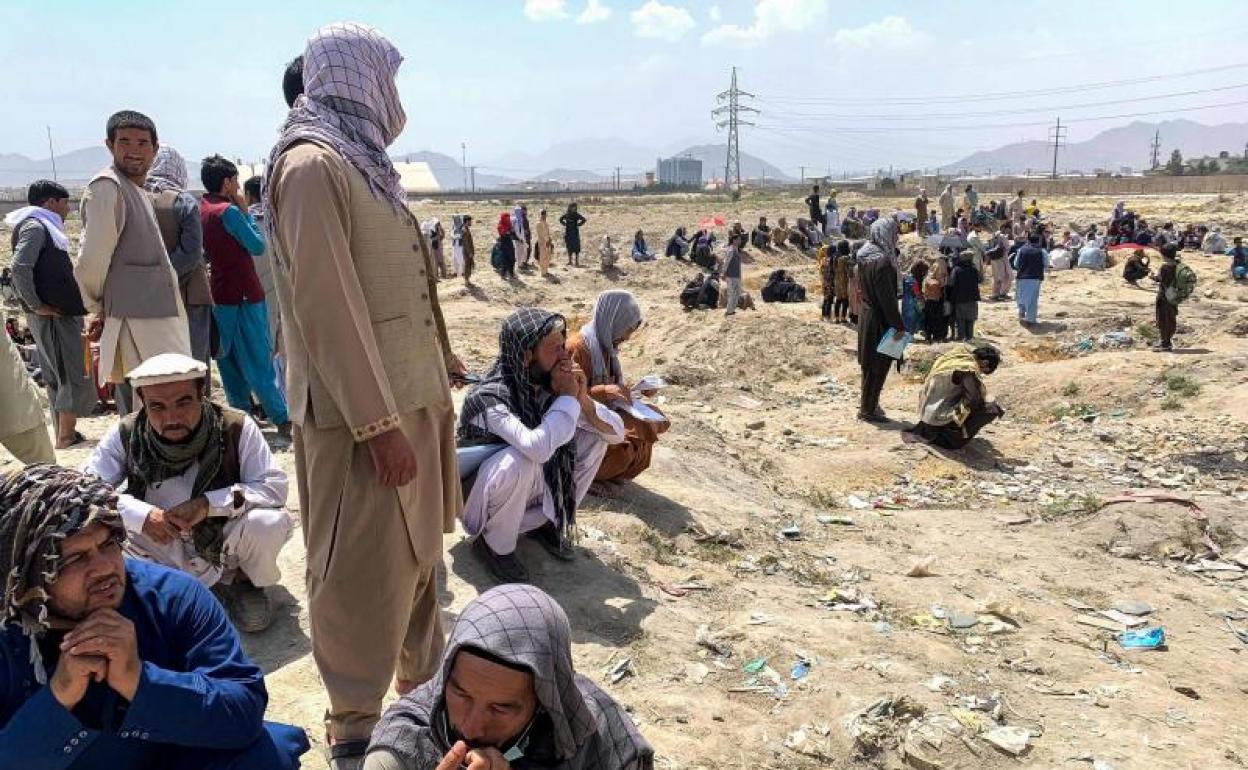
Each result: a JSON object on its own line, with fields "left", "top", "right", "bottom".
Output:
{"left": 263, "top": 22, "right": 465, "bottom": 761}
{"left": 457, "top": 308, "right": 625, "bottom": 584}
{"left": 366, "top": 584, "right": 653, "bottom": 770}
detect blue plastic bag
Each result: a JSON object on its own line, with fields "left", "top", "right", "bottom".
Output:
{"left": 1118, "top": 627, "right": 1165, "bottom": 649}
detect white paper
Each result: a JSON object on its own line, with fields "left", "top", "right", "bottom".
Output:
{"left": 876, "top": 329, "right": 913, "bottom": 360}
{"left": 631, "top": 374, "right": 668, "bottom": 393}
{"left": 610, "top": 399, "right": 667, "bottom": 423}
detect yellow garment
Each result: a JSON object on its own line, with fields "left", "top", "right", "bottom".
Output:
{"left": 918, "top": 345, "right": 987, "bottom": 427}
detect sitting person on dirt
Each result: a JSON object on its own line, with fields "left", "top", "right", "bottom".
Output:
{"left": 1180, "top": 224, "right": 1202, "bottom": 250}
{"left": 788, "top": 219, "right": 812, "bottom": 251}
{"left": 364, "top": 584, "right": 654, "bottom": 770}
{"left": 598, "top": 236, "right": 619, "bottom": 271}
{"left": 679, "top": 272, "right": 719, "bottom": 310}
{"left": 630, "top": 231, "right": 656, "bottom": 262}
{"left": 1122, "top": 248, "right": 1151, "bottom": 285}
{"left": 567, "top": 290, "right": 669, "bottom": 483}
{"left": 1230, "top": 236, "right": 1248, "bottom": 280}
{"left": 761, "top": 269, "right": 807, "bottom": 303}
{"left": 457, "top": 309, "right": 624, "bottom": 583}
{"left": 771, "top": 216, "right": 791, "bottom": 248}
{"left": 750, "top": 217, "right": 772, "bottom": 250}
{"left": 1202, "top": 225, "right": 1228, "bottom": 254}
{"left": 82, "top": 353, "right": 292, "bottom": 633}
{"left": 906, "top": 344, "right": 1003, "bottom": 450}
{"left": 665, "top": 227, "right": 690, "bottom": 260}
{"left": 691, "top": 230, "right": 717, "bottom": 270}
{"left": 0, "top": 465, "right": 310, "bottom": 770}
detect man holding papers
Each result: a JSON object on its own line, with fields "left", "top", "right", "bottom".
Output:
{"left": 855, "top": 218, "right": 906, "bottom": 423}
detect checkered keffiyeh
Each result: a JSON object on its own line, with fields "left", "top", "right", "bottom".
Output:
{"left": 459, "top": 308, "right": 579, "bottom": 542}
{"left": 264, "top": 21, "right": 408, "bottom": 218}
{"left": 145, "top": 145, "right": 189, "bottom": 193}
{"left": 370, "top": 584, "right": 654, "bottom": 769}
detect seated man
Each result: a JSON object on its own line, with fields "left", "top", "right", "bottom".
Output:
{"left": 83, "top": 353, "right": 292, "bottom": 633}
{"left": 364, "top": 584, "right": 653, "bottom": 770}
{"left": 458, "top": 309, "right": 624, "bottom": 583}
{"left": 1229, "top": 236, "right": 1247, "bottom": 280}
{"left": 750, "top": 216, "right": 772, "bottom": 249}
{"left": 1202, "top": 225, "right": 1228, "bottom": 254}
{"left": 907, "top": 344, "right": 1003, "bottom": 450}
{"left": 664, "top": 227, "right": 690, "bottom": 259}
{"left": 1122, "top": 249, "right": 1151, "bottom": 285}
{"left": 0, "top": 465, "right": 309, "bottom": 769}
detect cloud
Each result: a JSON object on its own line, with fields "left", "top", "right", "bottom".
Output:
{"left": 708, "top": 4, "right": 721, "bottom": 22}
{"left": 631, "top": 1, "right": 696, "bottom": 42}
{"left": 524, "top": 0, "right": 570, "bottom": 21}
{"left": 701, "top": 0, "right": 827, "bottom": 47}
{"left": 831, "top": 15, "right": 924, "bottom": 49}
{"left": 577, "top": 0, "right": 612, "bottom": 23}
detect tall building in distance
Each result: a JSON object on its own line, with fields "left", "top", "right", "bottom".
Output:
{"left": 657, "top": 155, "right": 703, "bottom": 187}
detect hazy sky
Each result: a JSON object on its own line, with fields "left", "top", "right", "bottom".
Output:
{"left": 3, "top": 0, "right": 1247, "bottom": 176}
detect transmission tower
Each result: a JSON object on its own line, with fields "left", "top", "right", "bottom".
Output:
{"left": 712, "top": 67, "right": 757, "bottom": 196}
{"left": 1150, "top": 129, "right": 1162, "bottom": 170}
{"left": 1048, "top": 117, "right": 1067, "bottom": 179}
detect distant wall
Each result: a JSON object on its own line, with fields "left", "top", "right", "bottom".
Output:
{"left": 886, "top": 175, "right": 1248, "bottom": 197}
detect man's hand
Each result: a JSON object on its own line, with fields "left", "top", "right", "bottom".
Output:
{"left": 435, "top": 742, "right": 511, "bottom": 770}
{"left": 892, "top": 329, "right": 906, "bottom": 341}
{"left": 550, "top": 361, "right": 579, "bottom": 398}
{"left": 366, "top": 427, "right": 417, "bottom": 487}
{"left": 61, "top": 609, "right": 142, "bottom": 702}
{"left": 34, "top": 304, "right": 63, "bottom": 317}
{"left": 142, "top": 508, "right": 180, "bottom": 545}
{"left": 571, "top": 365, "right": 591, "bottom": 404}
{"left": 49, "top": 650, "right": 108, "bottom": 711}
{"left": 448, "top": 354, "right": 468, "bottom": 390}
{"left": 165, "top": 496, "right": 209, "bottom": 535}
{"left": 86, "top": 315, "right": 104, "bottom": 342}
{"left": 591, "top": 383, "right": 631, "bottom": 404}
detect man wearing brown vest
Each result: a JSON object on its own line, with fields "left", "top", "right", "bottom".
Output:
{"left": 82, "top": 353, "right": 293, "bottom": 633}
{"left": 263, "top": 23, "right": 465, "bottom": 769}
{"left": 145, "top": 145, "right": 214, "bottom": 390}
{"left": 75, "top": 110, "right": 190, "bottom": 416}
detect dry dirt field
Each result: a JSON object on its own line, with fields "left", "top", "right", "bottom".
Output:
{"left": 4, "top": 190, "right": 1248, "bottom": 770}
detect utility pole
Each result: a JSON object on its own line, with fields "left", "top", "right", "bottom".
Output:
{"left": 1149, "top": 130, "right": 1162, "bottom": 170}
{"left": 461, "top": 142, "right": 468, "bottom": 191}
{"left": 614, "top": 166, "right": 621, "bottom": 191}
{"left": 470, "top": 166, "right": 476, "bottom": 193}
{"left": 1048, "top": 117, "right": 1066, "bottom": 180}
{"left": 46, "top": 126, "right": 57, "bottom": 182}
{"left": 799, "top": 166, "right": 805, "bottom": 183}
{"left": 712, "top": 66, "right": 757, "bottom": 197}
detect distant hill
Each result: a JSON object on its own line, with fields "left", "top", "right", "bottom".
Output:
{"left": 672, "top": 144, "right": 793, "bottom": 182}
{"left": 391, "top": 150, "right": 512, "bottom": 190}
{"left": 528, "top": 168, "right": 608, "bottom": 183}
{"left": 0, "top": 146, "right": 112, "bottom": 188}
{"left": 941, "top": 120, "right": 1248, "bottom": 175}
{"left": 486, "top": 137, "right": 658, "bottom": 177}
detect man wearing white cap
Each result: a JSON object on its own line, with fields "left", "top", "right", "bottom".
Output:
{"left": 82, "top": 352, "right": 292, "bottom": 632}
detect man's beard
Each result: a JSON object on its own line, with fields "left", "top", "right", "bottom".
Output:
{"left": 529, "top": 361, "right": 552, "bottom": 389}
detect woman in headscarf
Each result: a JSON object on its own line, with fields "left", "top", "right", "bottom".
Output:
{"left": 366, "top": 584, "right": 654, "bottom": 770}
{"left": 630, "top": 230, "right": 656, "bottom": 262}
{"left": 831, "top": 239, "right": 853, "bottom": 323}
{"left": 922, "top": 253, "right": 949, "bottom": 342}
{"left": 566, "top": 290, "right": 668, "bottom": 482}
{"left": 855, "top": 217, "right": 905, "bottom": 422}
{"left": 907, "top": 344, "right": 1003, "bottom": 450}
{"left": 559, "top": 203, "right": 587, "bottom": 266}
{"left": 494, "top": 212, "right": 520, "bottom": 279}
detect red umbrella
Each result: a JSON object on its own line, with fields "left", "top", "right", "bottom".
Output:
{"left": 699, "top": 215, "right": 726, "bottom": 229}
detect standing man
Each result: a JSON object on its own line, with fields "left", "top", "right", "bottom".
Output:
{"left": 75, "top": 110, "right": 190, "bottom": 416}
{"left": 1150, "top": 243, "right": 1180, "bottom": 352}
{"left": 6, "top": 180, "right": 94, "bottom": 447}
{"left": 1007, "top": 189, "right": 1025, "bottom": 223}
{"left": 938, "top": 184, "right": 955, "bottom": 228}
{"left": 244, "top": 175, "right": 286, "bottom": 401}
{"left": 962, "top": 184, "right": 979, "bottom": 217}
{"left": 914, "top": 187, "right": 929, "bottom": 233}
{"left": 722, "top": 232, "right": 744, "bottom": 316}
{"left": 1012, "top": 232, "right": 1047, "bottom": 327}
{"left": 856, "top": 218, "right": 905, "bottom": 423}
{"left": 199, "top": 155, "right": 290, "bottom": 439}
{"left": 264, "top": 23, "right": 464, "bottom": 767}
{"left": 146, "top": 145, "right": 213, "bottom": 390}
{"left": 805, "top": 184, "right": 823, "bottom": 228}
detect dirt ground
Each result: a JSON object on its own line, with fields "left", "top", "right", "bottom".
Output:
{"left": 4, "top": 190, "right": 1248, "bottom": 769}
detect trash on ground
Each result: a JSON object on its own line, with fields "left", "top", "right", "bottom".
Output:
{"left": 982, "top": 725, "right": 1032, "bottom": 756}
{"left": 1118, "top": 627, "right": 1166, "bottom": 649}
{"left": 1111, "top": 600, "right": 1154, "bottom": 616}
{"left": 906, "top": 555, "right": 938, "bottom": 578}
{"left": 608, "top": 657, "right": 634, "bottom": 684}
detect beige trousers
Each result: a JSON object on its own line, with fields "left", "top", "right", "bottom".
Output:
{"left": 1, "top": 425, "right": 55, "bottom": 465}
{"left": 295, "top": 401, "right": 460, "bottom": 742}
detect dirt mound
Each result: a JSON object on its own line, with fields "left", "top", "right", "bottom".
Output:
{"left": 1073, "top": 496, "right": 1247, "bottom": 560}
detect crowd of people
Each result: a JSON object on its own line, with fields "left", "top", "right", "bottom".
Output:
{"left": 0, "top": 19, "right": 1244, "bottom": 770}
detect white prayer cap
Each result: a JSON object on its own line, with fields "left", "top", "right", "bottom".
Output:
{"left": 126, "top": 353, "right": 207, "bottom": 389}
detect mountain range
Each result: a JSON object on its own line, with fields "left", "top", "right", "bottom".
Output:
{"left": 940, "top": 120, "right": 1248, "bottom": 175}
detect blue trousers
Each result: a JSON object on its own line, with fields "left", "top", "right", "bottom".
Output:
{"left": 1016, "top": 279, "right": 1041, "bottom": 323}
{"left": 165, "top": 721, "right": 309, "bottom": 770}
{"left": 214, "top": 301, "right": 288, "bottom": 424}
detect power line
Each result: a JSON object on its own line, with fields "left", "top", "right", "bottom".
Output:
{"left": 712, "top": 66, "right": 757, "bottom": 196}
{"left": 757, "top": 82, "right": 1248, "bottom": 122}
{"left": 756, "top": 60, "right": 1248, "bottom": 105}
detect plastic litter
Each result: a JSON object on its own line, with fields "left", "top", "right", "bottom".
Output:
{"left": 982, "top": 726, "right": 1032, "bottom": 756}
{"left": 906, "top": 555, "right": 938, "bottom": 578}
{"left": 608, "top": 657, "right": 634, "bottom": 684}
{"left": 846, "top": 494, "right": 872, "bottom": 510}
{"left": 743, "top": 657, "right": 768, "bottom": 674}
{"left": 816, "top": 515, "right": 855, "bottom": 525}
{"left": 1118, "top": 627, "right": 1165, "bottom": 649}
{"left": 791, "top": 660, "right": 811, "bottom": 680}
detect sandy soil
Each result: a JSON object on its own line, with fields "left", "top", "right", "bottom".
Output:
{"left": 4, "top": 191, "right": 1248, "bottom": 769}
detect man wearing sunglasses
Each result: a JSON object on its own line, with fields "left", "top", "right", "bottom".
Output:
{"left": 0, "top": 465, "right": 309, "bottom": 769}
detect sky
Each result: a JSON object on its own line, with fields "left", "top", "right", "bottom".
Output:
{"left": 3, "top": 0, "right": 1248, "bottom": 178}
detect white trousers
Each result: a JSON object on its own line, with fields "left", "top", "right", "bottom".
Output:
{"left": 125, "top": 507, "right": 293, "bottom": 587}
{"left": 460, "top": 430, "right": 610, "bottom": 555}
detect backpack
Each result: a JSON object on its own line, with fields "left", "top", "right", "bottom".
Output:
{"left": 1173, "top": 260, "right": 1198, "bottom": 303}
{"left": 490, "top": 241, "right": 505, "bottom": 271}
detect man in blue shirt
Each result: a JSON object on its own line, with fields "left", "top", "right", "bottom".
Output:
{"left": 0, "top": 465, "right": 309, "bottom": 769}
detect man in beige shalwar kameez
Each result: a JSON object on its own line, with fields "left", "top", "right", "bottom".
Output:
{"left": 263, "top": 23, "right": 464, "bottom": 770}
{"left": 0, "top": 328, "right": 54, "bottom": 464}
{"left": 75, "top": 110, "right": 190, "bottom": 415}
